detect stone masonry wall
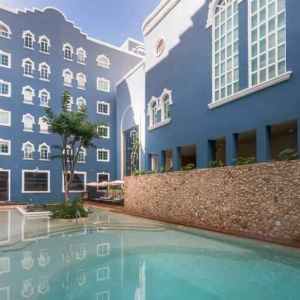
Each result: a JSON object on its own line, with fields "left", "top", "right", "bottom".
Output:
{"left": 124, "top": 160, "right": 300, "bottom": 246}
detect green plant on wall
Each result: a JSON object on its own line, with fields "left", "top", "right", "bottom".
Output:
{"left": 209, "top": 160, "right": 225, "bottom": 168}
{"left": 181, "top": 163, "right": 196, "bottom": 171}
{"left": 278, "top": 148, "right": 299, "bottom": 161}
{"left": 233, "top": 156, "right": 256, "bottom": 165}
{"left": 131, "top": 139, "right": 141, "bottom": 173}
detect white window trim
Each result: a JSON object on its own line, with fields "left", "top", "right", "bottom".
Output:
{"left": 22, "top": 85, "right": 35, "bottom": 104}
{"left": 97, "top": 291, "right": 110, "bottom": 300}
{"left": 38, "top": 35, "right": 51, "bottom": 54}
{"left": 76, "top": 72, "right": 87, "bottom": 90}
{"left": 0, "top": 21, "right": 12, "bottom": 39}
{"left": 38, "top": 62, "right": 51, "bottom": 81}
{"left": 0, "top": 79, "right": 11, "bottom": 98}
{"left": 0, "top": 50, "right": 11, "bottom": 69}
{"left": 62, "top": 171, "right": 87, "bottom": 193}
{"left": 63, "top": 43, "right": 74, "bottom": 61}
{"left": 22, "top": 113, "right": 35, "bottom": 132}
{"left": 22, "top": 169, "right": 51, "bottom": 193}
{"left": 97, "top": 149, "right": 110, "bottom": 162}
{"left": 38, "top": 143, "right": 50, "bottom": 161}
{"left": 62, "top": 68, "right": 73, "bottom": 87}
{"left": 96, "top": 172, "right": 110, "bottom": 192}
{"left": 22, "top": 58, "right": 35, "bottom": 78}
{"left": 21, "top": 141, "right": 35, "bottom": 160}
{"left": 0, "top": 139, "right": 11, "bottom": 155}
{"left": 22, "top": 30, "right": 35, "bottom": 49}
{"left": 208, "top": 71, "right": 292, "bottom": 109}
{"left": 96, "top": 101, "right": 110, "bottom": 115}
{"left": 77, "top": 147, "right": 87, "bottom": 163}
{"left": 97, "top": 55, "right": 110, "bottom": 69}
{"left": 38, "top": 117, "right": 49, "bottom": 134}
{"left": 97, "top": 266, "right": 110, "bottom": 281}
{"left": 0, "top": 109, "right": 11, "bottom": 126}
{"left": 76, "top": 97, "right": 86, "bottom": 110}
{"left": 39, "top": 89, "right": 51, "bottom": 107}
{"left": 97, "top": 78, "right": 110, "bottom": 92}
{"left": 76, "top": 47, "right": 87, "bottom": 64}
{"left": 98, "top": 125, "right": 110, "bottom": 139}
{"left": 97, "top": 243, "right": 110, "bottom": 257}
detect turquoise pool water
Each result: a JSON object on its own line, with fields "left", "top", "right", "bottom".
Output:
{"left": 0, "top": 208, "right": 300, "bottom": 300}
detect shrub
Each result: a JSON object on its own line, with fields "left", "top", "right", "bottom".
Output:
{"left": 51, "top": 200, "right": 88, "bottom": 219}
{"left": 209, "top": 160, "right": 225, "bottom": 168}
{"left": 278, "top": 148, "right": 299, "bottom": 161}
{"left": 181, "top": 163, "right": 196, "bottom": 171}
{"left": 233, "top": 156, "right": 256, "bottom": 165}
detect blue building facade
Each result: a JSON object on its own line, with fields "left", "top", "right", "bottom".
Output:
{"left": 0, "top": 7, "right": 142, "bottom": 203}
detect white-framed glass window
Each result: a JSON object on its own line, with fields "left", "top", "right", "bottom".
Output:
{"left": 0, "top": 80, "right": 11, "bottom": 97}
{"left": 22, "top": 114, "right": 35, "bottom": 132}
{"left": 0, "top": 139, "right": 10, "bottom": 155}
{"left": 39, "top": 35, "right": 50, "bottom": 54}
{"left": 62, "top": 171, "right": 86, "bottom": 192}
{"left": 22, "top": 142, "right": 35, "bottom": 160}
{"left": 97, "top": 291, "right": 110, "bottom": 300}
{"left": 97, "top": 172, "right": 110, "bottom": 192}
{"left": 77, "top": 48, "right": 87, "bottom": 64}
{"left": 150, "top": 101, "right": 159, "bottom": 126}
{"left": 38, "top": 117, "right": 49, "bottom": 134}
{"left": 97, "top": 243, "right": 110, "bottom": 257}
{"left": 22, "top": 30, "right": 35, "bottom": 49}
{"left": 97, "top": 55, "right": 110, "bottom": 69}
{"left": 97, "top": 266, "right": 110, "bottom": 281}
{"left": 39, "top": 89, "right": 50, "bottom": 107}
{"left": 63, "top": 43, "right": 74, "bottom": 60}
{"left": 97, "top": 149, "right": 110, "bottom": 162}
{"left": 97, "top": 101, "right": 110, "bottom": 115}
{"left": 76, "top": 73, "right": 86, "bottom": 89}
{"left": 22, "top": 58, "right": 35, "bottom": 77}
{"left": 22, "top": 170, "right": 50, "bottom": 193}
{"left": 62, "top": 69, "right": 73, "bottom": 86}
{"left": 97, "top": 78, "right": 110, "bottom": 92}
{"left": 0, "top": 109, "right": 11, "bottom": 126}
{"left": 77, "top": 148, "right": 86, "bottom": 163}
{"left": 39, "top": 143, "right": 50, "bottom": 160}
{"left": 0, "top": 21, "right": 12, "bottom": 38}
{"left": 22, "top": 86, "right": 35, "bottom": 104}
{"left": 98, "top": 125, "right": 110, "bottom": 139}
{"left": 213, "top": 0, "right": 239, "bottom": 102}
{"left": 0, "top": 51, "right": 11, "bottom": 68}
{"left": 76, "top": 97, "right": 86, "bottom": 111}
{"left": 39, "top": 63, "right": 50, "bottom": 81}
{"left": 249, "top": 0, "right": 286, "bottom": 85}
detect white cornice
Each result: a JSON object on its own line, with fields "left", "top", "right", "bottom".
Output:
{"left": 142, "top": 0, "right": 181, "bottom": 36}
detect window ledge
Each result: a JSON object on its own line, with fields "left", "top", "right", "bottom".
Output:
{"left": 23, "top": 101, "right": 34, "bottom": 105}
{"left": 39, "top": 51, "right": 50, "bottom": 55}
{"left": 0, "top": 153, "right": 10, "bottom": 156}
{"left": 39, "top": 159, "right": 50, "bottom": 161}
{"left": 64, "top": 83, "right": 72, "bottom": 87}
{"left": 77, "top": 61, "right": 86, "bottom": 65}
{"left": 23, "top": 129, "right": 34, "bottom": 133}
{"left": 40, "top": 131, "right": 49, "bottom": 134}
{"left": 0, "top": 65, "right": 11, "bottom": 69}
{"left": 0, "top": 94, "right": 11, "bottom": 98}
{"left": 40, "top": 104, "right": 49, "bottom": 108}
{"left": 23, "top": 46, "right": 34, "bottom": 50}
{"left": 40, "top": 78, "right": 50, "bottom": 82}
{"left": 208, "top": 71, "right": 292, "bottom": 109}
{"left": 148, "top": 118, "right": 171, "bottom": 131}
{"left": 77, "top": 87, "right": 86, "bottom": 90}
{"left": 23, "top": 74, "right": 34, "bottom": 78}
{"left": 64, "top": 58, "right": 73, "bottom": 62}
{"left": 0, "top": 123, "right": 11, "bottom": 127}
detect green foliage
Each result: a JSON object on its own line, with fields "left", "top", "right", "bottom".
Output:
{"left": 209, "top": 160, "right": 225, "bottom": 168}
{"left": 233, "top": 156, "right": 256, "bottom": 165}
{"left": 51, "top": 200, "right": 88, "bottom": 219}
{"left": 181, "top": 163, "right": 196, "bottom": 171}
{"left": 278, "top": 148, "right": 299, "bottom": 161}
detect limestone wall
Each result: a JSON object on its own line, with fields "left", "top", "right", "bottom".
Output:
{"left": 124, "top": 160, "right": 300, "bottom": 246}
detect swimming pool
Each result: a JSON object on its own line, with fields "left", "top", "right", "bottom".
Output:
{"left": 0, "top": 208, "right": 300, "bottom": 300}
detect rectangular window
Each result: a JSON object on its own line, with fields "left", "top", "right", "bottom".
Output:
{"left": 97, "top": 78, "right": 110, "bottom": 92}
{"left": 97, "top": 243, "right": 110, "bottom": 257}
{"left": 97, "top": 102, "right": 110, "bottom": 115}
{"left": 0, "top": 257, "right": 10, "bottom": 274}
{"left": 97, "top": 291, "right": 110, "bottom": 300}
{"left": 24, "top": 36, "right": 33, "bottom": 48}
{"left": 97, "top": 266, "right": 110, "bottom": 281}
{"left": 63, "top": 172, "right": 86, "bottom": 192}
{"left": 0, "top": 81, "right": 11, "bottom": 97}
{"left": 97, "top": 149, "right": 110, "bottom": 162}
{"left": 97, "top": 173, "right": 110, "bottom": 192}
{"left": 0, "top": 140, "right": 10, "bottom": 155}
{"left": 0, "top": 287, "right": 9, "bottom": 300}
{"left": 98, "top": 126, "right": 110, "bottom": 138}
{"left": 249, "top": 0, "right": 286, "bottom": 85}
{"left": 0, "top": 52, "right": 10, "bottom": 68}
{"left": 22, "top": 171, "right": 50, "bottom": 193}
{"left": 0, "top": 110, "right": 11, "bottom": 126}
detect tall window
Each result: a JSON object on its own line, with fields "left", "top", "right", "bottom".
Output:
{"left": 23, "top": 31, "right": 35, "bottom": 49}
{"left": 22, "top": 142, "right": 35, "bottom": 160}
{"left": 77, "top": 48, "right": 87, "bottom": 63}
{"left": 77, "top": 148, "right": 86, "bottom": 163}
{"left": 0, "top": 139, "right": 10, "bottom": 155}
{"left": 151, "top": 102, "right": 158, "bottom": 126}
{"left": 39, "top": 143, "right": 50, "bottom": 160}
{"left": 22, "top": 58, "right": 35, "bottom": 77}
{"left": 39, "top": 63, "right": 50, "bottom": 80}
{"left": 22, "top": 86, "right": 34, "bottom": 104}
{"left": 63, "top": 43, "right": 73, "bottom": 60}
{"left": 76, "top": 97, "right": 86, "bottom": 111}
{"left": 97, "top": 55, "right": 110, "bottom": 69}
{"left": 97, "top": 78, "right": 110, "bottom": 92}
{"left": 213, "top": 0, "right": 239, "bottom": 101}
{"left": 0, "top": 21, "right": 11, "bottom": 38}
{"left": 163, "top": 95, "right": 170, "bottom": 120}
{"left": 76, "top": 73, "right": 86, "bottom": 89}
{"left": 62, "top": 69, "right": 73, "bottom": 86}
{"left": 0, "top": 109, "right": 11, "bottom": 126}
{"left": 39, "top": 89, "right": 50, "bottom": 107}
{"left": 249, "top": 0, "right": 286, "bottom": 85}
{"left": 22, "top": 114, "right": 35, "bottom": 132}
{"left": 39, "top": 36, "right": 50, "bottom": 53}
{"left": 0, "top": 51, "right": 11, "bottom": 68}
{"left": 38, "top": 117, "right": 49, "bottom": 134}
{"left": 0, "top": 80, "right": 11, "bottom": 97}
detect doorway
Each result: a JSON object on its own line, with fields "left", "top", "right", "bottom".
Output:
{"left": 0, "top": 170, "right": 10, "bottom": 202}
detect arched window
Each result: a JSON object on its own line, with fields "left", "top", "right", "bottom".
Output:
{"left": 151, "top": 102, "right": 158, "bottom": 126}
{"left": 162, "top": 94, "right": 171, "bottom": 120}
{"left": 22, "top": 58, "right": 35, "bottom": 77}
{"left": 76, "top": 73, "right": 86, "bottom": 89}
{"left": 22, "top": 30, "right": 35, "bottom": 49}
{"left": 213, "top": 0, "right": 239, "bottom": 102}
{"left": 39, "top": 36, "right": 50, "bottom": 53}
{"left": 63, "top": 43, "right": 73, "bottom": 60}
{"left": 22, "top": 114, "right": 35, "bottom": 132}
{"left": 22, "top": 86, "right": 35, "bottom": 104}
{"left": 39, "top": 143, "right": 50, "bottom": 160}
{"left": 77, "top": 48, "right": 87, "bottom": 63}
{"left": 62, "top": 69, "right": 73, "bottom": 86}
{"left": 39, "top": 63, "right": 51, "bottom": 80}
{"left": 38, "top": 117, "right": 49, "bottom": 134}
{"left": 22, "top": 141, "right": 35, "bottom": 160}
{"left": 0, "top": 21, "right": 12, "bottom": 38}
{"left": 39, "top": 89, "right": 50, "bottom": 107}
{"left": 76, "top": 97, "right": 86, "bottom": 111}
{"left": 77, "top": 148, "right": 86, "bottom": 163}
{"left": 97, "top": 55, "right": 110, "bottom": 69}
{"left": 249, "top": 0, "right": 286, "bottom": 85}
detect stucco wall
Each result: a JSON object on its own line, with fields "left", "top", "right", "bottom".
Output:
{"left": 124, "top": 160, "right": 300, "bottom": 246}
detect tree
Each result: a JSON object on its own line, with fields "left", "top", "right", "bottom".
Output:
{"left": 44, "top": 91, "right": 105, "bottom": 202}
{"left": 130, "top": 139, "right": 141, "bottom": 173}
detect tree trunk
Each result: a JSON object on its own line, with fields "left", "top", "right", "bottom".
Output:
{"left": 64, "top": 172, "right": 69, "bottom": 202}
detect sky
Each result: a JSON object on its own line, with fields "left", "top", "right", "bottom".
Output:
{"left": 0, "top": 0, "right": 161, "bottom": 46}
